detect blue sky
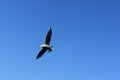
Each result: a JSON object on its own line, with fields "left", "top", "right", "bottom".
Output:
{"left": 0, "top": 0, "right": 120, "bottom": 80}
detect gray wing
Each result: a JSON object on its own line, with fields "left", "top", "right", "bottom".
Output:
{"left": 45, "top": 27, "right": 52, "bottom": 45}
{"left": 36, "top": 48, "right": 47, "bottom": 59}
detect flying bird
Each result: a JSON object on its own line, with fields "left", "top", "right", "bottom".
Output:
{"left": 36, "top": 27, "right": 53, "bottom": 59}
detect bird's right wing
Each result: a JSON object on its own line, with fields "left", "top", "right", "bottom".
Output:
{"left": 45, "top": 27, "right": 52, "bottom": 45}
{"left": 36, "top": 48, "right": 47, "bottom": 59}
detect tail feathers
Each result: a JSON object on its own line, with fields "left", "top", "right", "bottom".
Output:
{"left": 48, "top": 47, "right": 53, "bottom": 53}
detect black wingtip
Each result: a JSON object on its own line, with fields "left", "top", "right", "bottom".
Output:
{"left": 49, "top": 27, "right": 52, "bottom": 30}
{"left": 36, "top": 54, "right": 41, "bottom": 60}
{"left": 36, "top": 56, "right": 39, "bottom": 60}
{"left": 48, "top": 27, "right": 52, "bottom": 33}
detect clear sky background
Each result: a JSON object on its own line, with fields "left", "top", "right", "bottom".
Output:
{"left": 0, "top": 0, "right": 120, "bottom": 80}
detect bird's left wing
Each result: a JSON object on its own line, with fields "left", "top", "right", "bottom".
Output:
{"left": 36, "top": 48, "right": 47, "bottom": 59}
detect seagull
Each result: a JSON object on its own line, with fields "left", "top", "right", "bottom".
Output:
{"left": 36, "top": 27, "right": 53, "bottom": 59}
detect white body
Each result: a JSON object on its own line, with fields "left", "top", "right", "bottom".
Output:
{"left": 40, "top": 44, "right": 50, "bottom": 48}
{"left": 40, "top": 44, "right": 53, "bottom": 51}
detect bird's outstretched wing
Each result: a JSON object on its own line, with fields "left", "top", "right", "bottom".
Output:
{"left": 36, "top": 48, "right": 47, "bottom": 59}
{"left": 45, "top": 27, "right": 52, "bottom": 45}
